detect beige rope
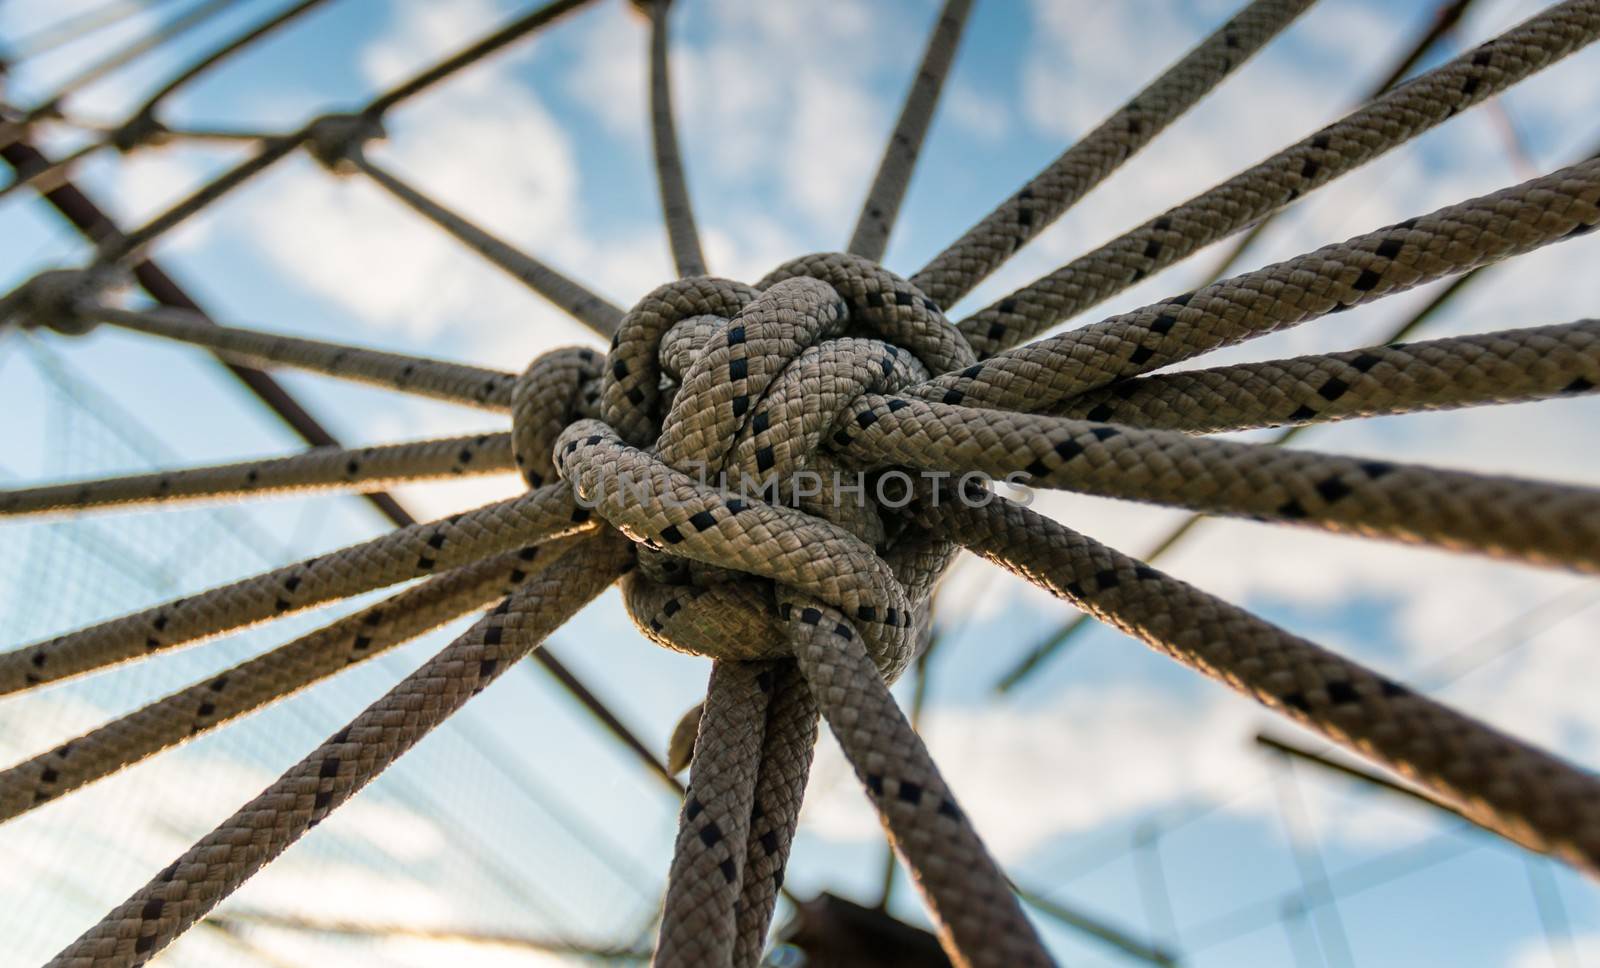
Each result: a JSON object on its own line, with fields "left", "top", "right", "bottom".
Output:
{"left": 730, "top": 661, "right": 816, "bottom": 967}
{"left": 654, "top": 660, "right": 773, "bottom": 967}
{"left": 647, "top": 0, "right": 707, "bottom": 278}
{"left": 922, "top": 157, "right": 1600, "bottom": 413}
{"left": 1051, "top": 318, "right": 1600, "bottom": 433}
{"left": 355, "top": 154, "right": 625, "bottom": 337}
{"left": 556, "top": 260, "right": 1048, "bottom": 966}
{"left": 0, "top": 484, "right": 591, "bottom": 693}
{"left": 0, "top": 432, "right": 514, "bottom": 517}
{"left": 958, "top": 0, "right": 1600, "bottom": 355}
{"left": 847, "top": 0, "right": 975, "bottom": 263}
{"left": 17, "top": 2, "right": 1600, "bottom": 960}
{"left": 919, "top": 494, "right": 1600, "bottom": 874}
{"left": 838, "top": 393, "right": 1600, "bottom": 573}
{"left": 0, "top": 540, "right": 579, "bottom": 820}
{"left": 784, "top": 595, "right": 1049, "bottom": 968}
{"left": 911, "top": 0, "right": 1316, "bottom": 310}
{"left": 45, "top": 531, "right": 631, "bottom": 967}
{"left": 86, "top": 304, "right": 518, "bottom": 411}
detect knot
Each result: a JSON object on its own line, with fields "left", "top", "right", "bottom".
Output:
{"left": 539, "top": 253, "right": 973, "bottom": 680}
{"left": 303, "top": 112, "right": 385, "bottom": 174}
{"left": 110, "top": 112, "right": 171, "bottom": 154}
{"left": 510, "top": 346, "right": 604, "bottom": 489}
{"left": 0, "top": 267, "right": 125, "bottom": 336}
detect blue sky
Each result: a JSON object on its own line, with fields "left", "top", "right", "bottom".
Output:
{"left": 1, "top": 0, "right": 1599, "bottom": 964}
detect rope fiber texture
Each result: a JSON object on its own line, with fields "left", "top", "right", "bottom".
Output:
{"left": 5, "top": 1, "right": 1600, "bottom": 966}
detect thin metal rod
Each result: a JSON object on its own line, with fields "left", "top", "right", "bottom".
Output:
{"left": 645, "top": 0, "right": 706, "bottom": 277}
{"left": 847, "top": 0, "right": 973, "bottom": 263}
{"left": 0, "top": 140, "right": 103, "bottom": 201}
{"left": 356, "top": 154, "right": 623, "bottom": 337}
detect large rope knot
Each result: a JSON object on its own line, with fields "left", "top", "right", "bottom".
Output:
{"left": 524, "top": 252, "right": 975, "bottom": 681}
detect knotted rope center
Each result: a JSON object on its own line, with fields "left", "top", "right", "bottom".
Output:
{"left": 514, "top": 252, "right": 976, "bottom": 678}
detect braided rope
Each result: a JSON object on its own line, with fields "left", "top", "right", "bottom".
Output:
{"left": 838, "top": 394, "right": 1600, "bottom": 573}
{"left": 0, "top": 484, "right": 591, "bottom": 693}
{"left": 919, "top": 495, "right": 1600, "bottom": 874}
{"left": 847, "top": 0, "right": 974, "bottom": 263}
{"left": 958, "top": 0, "right": 1600, "bottom": 355}
{"left": 88, "top": 305, "right": 518, "bottom": 411}
{"left": 72, "top": 0, "right": 598, "bottom": 265}
{"left": 8, "top": 1, "right": 1600, "bottom": 965}
{"left": 925, "top": 157, "right": 1600, "bottom": 412}
{"left": 1052, "top": 318, "right": 1600, "bottom": 433}
{"left": 0, "top": 539, "right": 581, "bottom": 820}
{"left": 356, "top": 155, "right": 625, "bottom": 337}
{"left": 45, "top": 532, "right": 631, "bottom": 967}
{"left": 0, "top": 432, "right": 514, "bottom": 517}
{"left": 912, "top": 0, "right": 1316, "bottom": 309}
{"left": 647, "top": 0, "right": 707, "bottom": 278}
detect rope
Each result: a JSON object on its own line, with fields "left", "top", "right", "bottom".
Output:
{"left": 7, "top": 0, "right": 238, "bottom": 126}
{"left": 1051, "top": 318, "right": 1600, "bottom": 433}
{"left": 837, "top": 394, "right": 1600, "bottom": 572}
{"left": 363, "top": 0, "right": 596, "bottom": 117}
{"left": 5, "top": 0, "right": 183, "bottom": 62}
{"left": 97, "top": 134, "right": 303, "bottom": 264}
{"left": 911, "top": 0, "right": 1316, "bottom": 310}
{"left": 1197, "top": 0, "right": 1478, "bottom": 285}
{"left": 0, "top": 539, "right": 580, "bottom": 820}
{"left": 0, "top": 432, "right": 514, "bottom": 517}
{"left": 646, "top": 0, "right": 707, "bottom": 277}
{"left": 923, "top": 156, "right": 1600, "bottom": 412}
{"left": 958, "top": 0, "right": 1600, "bottom": 356}
{"left": 74, "top": 0, "right": 598, "bottom": 265}
{"left": 10, "top": 0, "right": 1600, "bottom": 964}
{"left": 994, "top": 244, "right": 1515, "bottom": 692}
{"left": 123, "top": 0, "right": 335, "bottom": 139}
{"left": 846, "top": 0, "right": 974, "bottom": 263}
{"left": 86, "top": 304, "right": 519, "bottom": 411}
{"left": 918, "top": 495, "right": 1600, "bottom": 875}
{"left": 45, "top": 530, "right": 631, "bottom": 967}
{"left": 354, "top": 154, "right": 625, "bottom": 337}
{"left": 0, "top": 484, "right": 591, "bottom": 693}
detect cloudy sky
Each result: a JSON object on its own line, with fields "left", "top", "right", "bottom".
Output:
{"left": 1, "top": 0, "right": 1599, "bottom": 964}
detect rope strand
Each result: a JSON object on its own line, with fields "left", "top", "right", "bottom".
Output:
{"left": 1051, "top": 317, "right": 1600, "bottom": 433}
{"left": 0, "top": 433, "right": 514, "bottom": 517}
{"left": 89, "top": 304, "right": 518, "bottom": 411}
{"left": 958, "top": 0, "right": 1600, "bottom": 355}
{"left": 355, "top": 154, "right": 624, "bottom": 337}
{"left": 846, "top": 0, "right": 974, "bottom": 263}
{"left": 911, "top": 0, "right": 1316, "bottom": 310}
{"left": 646, "top": 0, "right": 708, "bottom": 277}
{"left": 45, "top": 532, "right": 631, "bottom": 968}
{"left": 921, "top": 495, "right": 1600, "bottom": 875}
{"left": 0, "top": 541, "right": 580, "bottom": 820}
{"left": 0, "top": 485, "right": 590, "bottom": 694}
{"left": 839, "top": 394, "right": 1600, "bottom": 574}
